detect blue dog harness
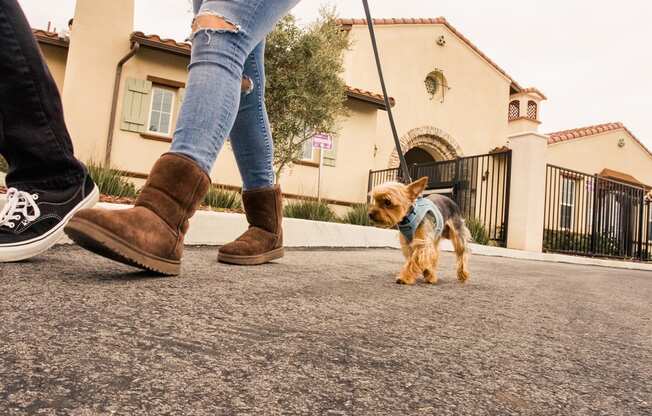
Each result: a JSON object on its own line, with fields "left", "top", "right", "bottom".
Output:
{"left": 397, "top": 197, "right": 444, "bottom": 243}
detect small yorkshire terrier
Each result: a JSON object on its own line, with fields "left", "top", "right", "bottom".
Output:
{"left": 368, "top": 177, "right": 471, "bottom": 285}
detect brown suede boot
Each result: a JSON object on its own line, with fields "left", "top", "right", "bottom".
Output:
{"left": 218, "top": 185, "right": 284, "bottom": 265}
{"left": 64, "top": 153, "right": 210, "bottom": 275}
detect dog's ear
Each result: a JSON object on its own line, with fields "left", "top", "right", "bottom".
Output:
{"left": 406, "top": 177, "right": 428, "bottom": 199}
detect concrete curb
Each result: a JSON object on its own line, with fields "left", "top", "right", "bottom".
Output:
{"left": 1, "top": 196, "right": 651, "bottom": 272}
{"left": 54, "top": 203, "right": 402, "bottom": 249}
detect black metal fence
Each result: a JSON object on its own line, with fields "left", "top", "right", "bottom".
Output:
{"left": 368, "top": 151, "right": 512, "bottom": 246}
{"left": 544, "top": 164, "right": 651, "bottom": 261}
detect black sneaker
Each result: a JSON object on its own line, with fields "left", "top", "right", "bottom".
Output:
{"left": 0, "top": 174, "right": 99, "bottom": 262}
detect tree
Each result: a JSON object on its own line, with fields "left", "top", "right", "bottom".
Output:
{"left": 265, "top": 9, "right": 350, "bottom": 178}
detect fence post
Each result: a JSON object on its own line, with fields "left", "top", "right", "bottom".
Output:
{"left": 590, "top": 175, "right": 599, "bottom": 254}
{"left": 506, "top": 132, "right": 548, "bottom": 252}
{"left": 637, "top": 191, "right": 645, "bottom": 260}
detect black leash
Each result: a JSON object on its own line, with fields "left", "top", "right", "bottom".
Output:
{"left": 361, "top": 0, "right": 412, "bottom": 183}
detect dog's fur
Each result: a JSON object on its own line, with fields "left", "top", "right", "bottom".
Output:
{"left": 368, "top": 177, "right": 471, "bottom": 285}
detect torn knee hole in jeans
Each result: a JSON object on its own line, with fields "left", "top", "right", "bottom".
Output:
{"left": 241, "top": 76, "right": 254, "bottom": 95}
{"left": 190, "top": 12, "right": 241, "bottom": 43}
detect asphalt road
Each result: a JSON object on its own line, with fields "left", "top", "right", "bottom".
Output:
{"left": 1, "top": 246, "right": 650, "bottom": 416}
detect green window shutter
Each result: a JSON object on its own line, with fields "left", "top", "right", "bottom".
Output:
{"left": 120, "top": 78, "right": 152, "bottom": 133}
{"left": 323, "top": 136, "right": 339, "bottom": 167}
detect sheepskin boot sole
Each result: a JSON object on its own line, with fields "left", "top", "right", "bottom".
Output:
{"left": 218, "top": 246, "right": 284, "bottom": 266}
{"left": 65, "top": 216, "right": 181, "bottom": 275}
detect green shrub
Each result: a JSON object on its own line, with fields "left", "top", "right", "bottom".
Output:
{"left": 87, "top": 162, "right": 138, "bottom": 198}
{"left": 283, "top": 199, "right": 337, "bottom": 222}
{"left": 543, "top": 229, "right": 623, "bottom": 257}
{"left": 465, "top": 217, "right": 490, "bottom": 245}
{"left": 204, "top": 187, "right": 242, "bottom": 211}
{"left": 341, "top": 203, "right": 371, "bottom": 226}
{"left": 0, "top": 155, "right": 7, "bottom": 173}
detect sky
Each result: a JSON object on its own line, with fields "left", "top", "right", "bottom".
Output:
{"left": 18, "top": 0, "right": 652, "bottom": 150}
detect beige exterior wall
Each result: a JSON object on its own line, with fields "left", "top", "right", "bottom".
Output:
{"left": 547, "top": 130, "right": 652, "bottom": 186}
{"left": 40, "top": 44, "right": 68, "bottom": 92}
{"left": 343, "top": 24, "right": 513, "bottom": 168}
{"left": 506, "top": 132, "right": 548, "bottom": 252}
{"left": 61, "top": 0, "right": 135, "bottom": 164}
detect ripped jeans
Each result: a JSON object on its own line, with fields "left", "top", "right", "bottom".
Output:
{"left": 170, "top": 0, "right": 299, "bottom": 190}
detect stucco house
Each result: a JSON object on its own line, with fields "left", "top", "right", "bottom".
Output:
{"left": 29, "top": 0, "right": 651, "bottom": 257}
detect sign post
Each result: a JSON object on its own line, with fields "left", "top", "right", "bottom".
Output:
{"left": 312, "top": 133, "right": 332, "bottom": 202}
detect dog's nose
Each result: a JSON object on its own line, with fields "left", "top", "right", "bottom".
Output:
{"left": 368, "top": 212, "right": 375, "bottom": 221}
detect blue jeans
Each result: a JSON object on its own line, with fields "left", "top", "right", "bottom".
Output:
{"left": 170, "top": 0, "right": 299, "bottom": 190}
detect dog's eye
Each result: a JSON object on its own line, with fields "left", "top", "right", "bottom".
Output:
{"left": 384, "top": 199, "right": 392, "bottom": 207}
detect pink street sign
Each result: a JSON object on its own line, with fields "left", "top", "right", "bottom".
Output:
{"left": 312, "top": 133, "right": 332, "bottom": 150}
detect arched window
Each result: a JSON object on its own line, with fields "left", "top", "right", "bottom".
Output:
{"left": 508, "top": 100, "right": 520, "bottom": 121}
{"left": 424, "top": 70, "right": 448, "bottom": 101}
{"left": 527, "top": 100, "right": 538, "bottom": 120}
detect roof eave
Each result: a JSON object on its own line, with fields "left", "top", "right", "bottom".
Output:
{"left": 130, "top": 32, "right": 190, "bottom": 57}
{"left": 33, "top": 30, "right": 69, "bottom": 49}
{"left": 346, "top": 92, "right": 395, "bottom": 111}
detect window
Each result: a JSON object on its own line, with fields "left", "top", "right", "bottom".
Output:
{"left": 148, "top": 87, "right": 176, "bottom": 136}
{"left": 527, "top": 100, "right": 538, "bottom": 120}
{"left": 560, "top": 177, "right": 575, "bottom": 229}
{"left": 300, "top": 139, "right": 314, "bottom": 161}
{"left": 508, "top": 100, "right": 520, "bottom": 121}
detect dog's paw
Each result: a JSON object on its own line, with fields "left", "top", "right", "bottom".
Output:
{"left": 423, "top": 270, "right": 438, "bottom": 284}
{"left": 396, "top": 277, "right": 415, "bottom": 285}
{"left": 457, "top": 270, "right": 470, "bottom": 283}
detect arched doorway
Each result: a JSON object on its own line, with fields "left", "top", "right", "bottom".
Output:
{"left": 405, "top": 147, "right": 436, "bottom": 165}
{"left": 388, "top": 126, "right": 463, "bottom": 169}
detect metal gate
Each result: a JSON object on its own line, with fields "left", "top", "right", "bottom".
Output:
{"left": 368, "top": 151, "right": 512, "bottom": 246}
{"left": 544, "top": 164, "right": 651, "bottom": 261}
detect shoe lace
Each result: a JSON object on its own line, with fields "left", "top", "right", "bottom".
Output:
{"left": 0, "top": 188, "right": 41, "bottom": 229}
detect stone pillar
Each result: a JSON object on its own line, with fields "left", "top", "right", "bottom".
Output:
{"left": 61, "top": 0, "right": 135, "bottom": 164}
{"left": 506, "top": 132, "right": 548, "bottom": 252}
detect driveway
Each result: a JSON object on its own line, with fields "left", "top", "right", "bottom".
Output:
{"left": 1, "top": 247, "right": 650, "bottom": 415}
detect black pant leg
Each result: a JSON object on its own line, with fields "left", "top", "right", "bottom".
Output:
{"left": 0, "top": 0, "right": 85, "bottom": 191}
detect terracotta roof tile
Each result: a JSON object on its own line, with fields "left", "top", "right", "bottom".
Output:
{"left": 131, "top": 31, "right": 191, "bottom": 55}
{"left": 336, "top": 17, "right": 524, "bottom": 91}
{"left": 32, "top": 29, "right": 69, "bottom": 47}
{"left": 548, "top": 122, "right": 624, "bottom": 144}
{"left": 547, "top": 122, "right": 652, "bottom": 159}
{"left": 345, "top": 86, "right": 396, "bottom": 108}
{"left": 512, "top": 87, "right": 547, "bottom": 100}
{"left": 599, "top": 168, "right": 647, "bottom": 189}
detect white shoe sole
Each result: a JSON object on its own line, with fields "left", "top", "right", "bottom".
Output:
{"left": 0, "top": 185, "right": 100, "bottom": 262}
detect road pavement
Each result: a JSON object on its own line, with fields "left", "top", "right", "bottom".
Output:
{"left": 1, "top": 246, "right": 650, "bottom": 415}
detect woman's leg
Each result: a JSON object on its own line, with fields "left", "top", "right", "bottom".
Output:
{"left": 230, "top": 41, "right": 275, "bottom": 190}
{"left": 218, "top": 41, "right": 282, "bottom": 265}
{"left": 170, "top": 0, "right": 298, "bottom": 174}
{"left": 66, "top": 0, "right": 299, "bottom": 274}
